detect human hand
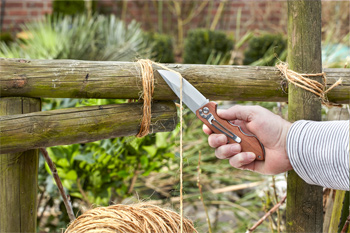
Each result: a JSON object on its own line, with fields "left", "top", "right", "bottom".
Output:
{"left": 203, "top": 105, "right": 293, "bottom": 175}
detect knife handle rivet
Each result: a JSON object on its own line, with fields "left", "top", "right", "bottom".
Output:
{"left": 202, "top": 107, "right": 209, "bottom": 114}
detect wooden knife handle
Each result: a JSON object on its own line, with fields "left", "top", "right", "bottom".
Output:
{"left": 196, "top": 102, "right": 265, "bottom": 161}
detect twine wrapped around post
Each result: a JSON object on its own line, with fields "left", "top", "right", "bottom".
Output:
{"left": 64, "top": 203, "right": 197, "bottom": 233}
{"left": 276, "top": 62, "right": 342, "bottom": 107}
{"left": 136, "top": 59, "right": 155, "bottom": 137}
{"left": 135, "top": 60, "right": 186, "bottom": 232}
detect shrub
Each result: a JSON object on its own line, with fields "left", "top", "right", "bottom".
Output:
{"left": 183, "top": 29, "right": 234, "bottom": 64}
{"left": 52, "top": 0, "right": 86, "bottom": 15}
{"left": 243, "top": 33, "right": 287, "bottom": 66}
{"left": 144, "top": 32, "right": 175, "bottom": 63}
{"left": 0, "top": 14, "right": 149, "bottom": 61}
{"left": 52, "top": 0, "right": 97, "bottom": 16}
{"left": 0, "top": 32, "right": 13, "bottom": 45}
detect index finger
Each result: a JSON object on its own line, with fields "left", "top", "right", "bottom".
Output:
{"left": 217, "top": 105, "right": 261, "bottom": 122}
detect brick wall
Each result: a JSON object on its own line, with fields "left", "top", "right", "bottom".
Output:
{"left": 0, "top": 0, "right": 52, "bottom": 32}
{"left": 96, "top": 1, "right": 287, "bottom": 37}
{"left": 0, "top": 0, "right": 348, "bottom": 42}
{"left": 1, "top": 0, "right": 286, "bottom": 37}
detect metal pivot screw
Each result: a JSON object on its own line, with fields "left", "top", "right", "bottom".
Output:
{"left": 202, "top": 107, "right": 209, "bottom": 114}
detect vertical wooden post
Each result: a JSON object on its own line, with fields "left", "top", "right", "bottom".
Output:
{"left": 0, "top": 97, "right": 41, "bottom": 232}
{"left": 325, "top": 108, "right": 350, "bottom": 233}
{"left": 286, "top": 0, "right": 323, "bottom": 232}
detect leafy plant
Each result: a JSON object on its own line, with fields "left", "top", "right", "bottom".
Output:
{"left": 243, "top": 33, "right": 287, "bottom": 66}
{"left": 143, "top": 32, "right": 175, "bottom": 63}
{"left": 0, "top": 14, "right": 176, "bottom": 231}
{"left": 44, "top": 132, "right": 175, "bottom": 204}
{"left": 37, "top": 98, "right": 178, "bottom": 230}
{"left": 52, "top": 0, "right": 96, "bottom": 16}
{"left": 0, "top": 32, "right": 14, "bottom": 45}
{"left": 183, "top": 28, "right": 234, "bottom": 64}
{"left": 0, "top": 14, "right": 149, "bottom": 61}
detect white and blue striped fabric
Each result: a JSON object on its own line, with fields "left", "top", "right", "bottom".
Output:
{"left": 287, "top": 120, "right": 350, "bottom": 190}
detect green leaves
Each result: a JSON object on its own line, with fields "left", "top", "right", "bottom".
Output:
{"left": 140, "top": 155, "right": 149, "bottom": 168}
{"left": 243, "top": 33, "right": 287, "bottom": 66}
{"left": 183, "top": 28, "right": 234, "bottom": 64}
{"left": 74, "top": 153, "right": 94, "bottom": 165}
{"left": 65, "top": 170, "right": 78, "bottom": 180}
{"left": 0, "top": 14, "right": 150, "bottom": 61}
{"left": 42, "top": 124, "right": 176, "bottom": 207}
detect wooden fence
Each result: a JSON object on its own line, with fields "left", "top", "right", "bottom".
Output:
{"left": 0, "top": 0, "right": 349, "bottom": 232}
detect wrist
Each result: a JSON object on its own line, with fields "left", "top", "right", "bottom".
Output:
{"left": 282, "top": 120, "right": 293, "bottom": 171}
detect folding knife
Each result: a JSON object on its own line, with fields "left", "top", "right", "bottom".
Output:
{"left": 158, "top": 70, "right": 265, "bottom": 161}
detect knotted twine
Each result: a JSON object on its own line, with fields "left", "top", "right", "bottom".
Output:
{"left": 64, "top": 203, "right": 197, "bottom": 233}
{"left": 276, "top": 62, "right": 342, "bottom": 107}
{"left": 135, "top": 59, "right": 185, "bottom": 232}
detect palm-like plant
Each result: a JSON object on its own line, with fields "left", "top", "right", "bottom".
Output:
{"left": 0, "top": 14, "right": 149, "bottom": 61}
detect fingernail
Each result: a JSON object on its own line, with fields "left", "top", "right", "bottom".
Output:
{"left": 230, "top": 144, "right": 240, "bottom": 153}
{"left": 247, "top": 153, "right": 256, "bottom": 160}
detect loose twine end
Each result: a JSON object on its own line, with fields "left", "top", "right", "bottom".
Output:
{"left": 276, "top": 62, "right": 342, "bottom": 107}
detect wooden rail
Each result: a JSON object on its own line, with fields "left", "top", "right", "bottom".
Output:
{"left": 1, "top": 58, "right": 349, "bottom": 103}
{"left": 0, "top": 101, "right": 177, "bottom": 154}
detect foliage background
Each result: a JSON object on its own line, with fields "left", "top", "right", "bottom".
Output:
{"left": 0, "top": 1, "right": 349, "bottom": 232}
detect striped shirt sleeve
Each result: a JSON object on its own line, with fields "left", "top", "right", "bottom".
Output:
{"left": 287, "top": 120, "right": 350, "bottom": 190}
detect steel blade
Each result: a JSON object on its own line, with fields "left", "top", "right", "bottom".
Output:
{"left": 158, "top": 70, "right": 209, "bottom": 113}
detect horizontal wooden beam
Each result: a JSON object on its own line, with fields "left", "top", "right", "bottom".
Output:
{"left": 0, "top": 101, "right": 177, "bottom": 154}
{"left": 1, "top": 58, "right": 348, "bottom": 103}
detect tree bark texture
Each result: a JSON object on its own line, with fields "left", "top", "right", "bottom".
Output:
{"left": 0, "top": 97, "right": 41, "bottom": 232}
{"left": 0, "top": 101, "right": 177, "bottom": 154}
{"left": 0, "top": 58, "right": 348, "bottom": 103}
{"left": 286, "top": 1, "right": 323, "bottom": 232}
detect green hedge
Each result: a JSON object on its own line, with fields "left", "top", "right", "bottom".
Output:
{"left": 52, "top": 0, "right": 97, "bottom": 16}
{"left": 0, "top": 32, "right": 13, "bottom": 45}
{"left": 144, "top": 32, "right": 175, "bottom": 63}
{"left": 183, "top": 29, "right": 234, "bottom": 64}
{"left": 243, "top": 33, "right": 287, "bottom": 66}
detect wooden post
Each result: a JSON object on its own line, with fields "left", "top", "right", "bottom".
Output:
{"left": 324, "top": 108, "right": 350, "bottom": 233}
{"left": 0, "top": 97, "right": 41, "bottom": 232}
{"left": 286, "top": 0, "right": 323, "bottom": 232}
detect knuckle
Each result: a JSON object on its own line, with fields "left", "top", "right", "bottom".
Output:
{"left": 229, "top": 154, "right": 245, "bottom": 168}
{"left": 229, "top": 157, "right": 238, "bottom": 167}
{"left": 215, "top": 146, "right": 229, "bottom": 159}
{"left": 215, "top": 147, "right": 223, "bottom": 159}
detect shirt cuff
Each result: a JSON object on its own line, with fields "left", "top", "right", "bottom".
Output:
{"left": 286, "top": 120, "right": 349, "bottom": 190}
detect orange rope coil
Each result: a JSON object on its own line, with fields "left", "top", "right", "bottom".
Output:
{"left": 65, "top": 203, "right": 197, "bottom": 233}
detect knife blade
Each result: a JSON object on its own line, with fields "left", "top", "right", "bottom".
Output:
{"left": 158, "top": 70, "right": 265, "bottom": 160}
